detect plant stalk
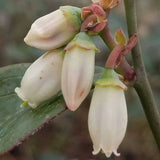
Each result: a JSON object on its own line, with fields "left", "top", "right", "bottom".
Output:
{"left": 124, "top": 0, "right": 160, "bottom": 150}
{"left": 100, "top": 25, "right": 136, "bottom": 81}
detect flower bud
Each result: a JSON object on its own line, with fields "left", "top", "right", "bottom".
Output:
{"left": 15, "top": 49, "right": 64, "bottom": 108}
{"left": 88, "top": 69, "right": 127, "bottom": 157}
{"left": 24, "top": 6, "right": 81, "bottom": 50}
{"left": 61, "top": 32, "right": 99, "bottom": 111}
{"left": 92, "top": 0, "right": 100, "bottom": 2}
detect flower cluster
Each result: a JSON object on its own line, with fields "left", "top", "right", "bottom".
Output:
{"left": 15, "top": 0, "right": 137, "bottom": 158}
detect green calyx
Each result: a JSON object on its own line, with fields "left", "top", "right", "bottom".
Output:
{"left": 55, "top": 48, "right": 66, "bottom": 57}
{"left": 43, "top": 48, "right": 65, "bottom": 58}
{"left": 65, "top": 32, "right": 100, "bottom": 52}
{"left": 60, "top": 6, "right": 82, "bottom": 32}
{"left": 95, "top": 68, "right": 127, "bottom": 90}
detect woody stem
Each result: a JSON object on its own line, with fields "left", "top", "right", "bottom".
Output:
{"left": 124, "top": 0, "right": 160, "bottom": 151}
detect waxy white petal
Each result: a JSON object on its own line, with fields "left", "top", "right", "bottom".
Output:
{"left": 61, "top": 47, "right": 95, "bottom": 111}
{"left": 88, "top": 86, "right": 127, "bottom": 157}
{"left": 15, "top": 49, "right": 63, "bottom": 108}
{"left": 24, "top": 7, "right": 81, "bottom": 50}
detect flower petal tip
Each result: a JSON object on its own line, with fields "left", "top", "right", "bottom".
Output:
{"left": 15, "top": 87, "right": 26, "bottom": 102}
{"left": 104, "top": 151, "right": 112, "bottom": 158}
{"left": 66, "top": 103, "right": 78, "bottom": 111}
{"left": 92, "top": 146, "right": 101, "bottom": 155}
{"left": 113, "top": 150, "right": 120, "bottom": 157}
{"left": 24, "top": 36, "right": 30, "bottom": 46}
{"left": 28, "top": 102, "right": 38, "bottom": 109}
{"left": 24, "top": 37, "right": 27, "bottom": 43}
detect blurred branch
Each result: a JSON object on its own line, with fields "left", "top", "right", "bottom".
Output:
{"left": 124, "top": 0, "right": 160, "bottom": 151}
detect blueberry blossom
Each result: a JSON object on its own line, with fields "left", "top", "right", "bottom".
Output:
{"left": 24, "top": 6, "right": 81, "bottom": 50}
{"left": 61, "top": 32, "right": 99, "bottom": 111}
{"left": 88, "top": 68, "right": 127, "bottom": 157}
{"left": 15, "top": 49, "right": 64, "bottom": 108}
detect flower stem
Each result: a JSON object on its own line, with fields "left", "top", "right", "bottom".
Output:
{"left": 100, "top": 25, "right": 135, "bottom": 81}
{"left": 124, "top": 0, "right": 160, "bottom": 150}
{"left": 105, "top": 45, "right": 124, "bottom": 69}
{"left": 100, "top": 25, "right": 116, "bottom": 49}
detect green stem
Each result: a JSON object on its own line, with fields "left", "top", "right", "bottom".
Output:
{"left": 100, "top": 25, "right": 116, "bottom": 49}
{"left": 124, "top": 0, "right": 160, "bottom": 150}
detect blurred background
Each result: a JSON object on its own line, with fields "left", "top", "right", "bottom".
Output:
{"left": 0, "top": 0, "right": 160, "bottom": 159}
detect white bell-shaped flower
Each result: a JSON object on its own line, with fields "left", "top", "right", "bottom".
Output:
{"left": 15, "top": 49, "right": 64, "bottom": 108}
{"left": 24, "top": 6, "right": 81, "bottom": 50}
{"left": 61, "top": 32, "right": 99, "bottom": 111}
{"left": 88, "top": 69, "right": 127, "bottom": 158}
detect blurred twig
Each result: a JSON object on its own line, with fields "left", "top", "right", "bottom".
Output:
{"left": 124, "top": 0, "right": 160, "bottom": 151}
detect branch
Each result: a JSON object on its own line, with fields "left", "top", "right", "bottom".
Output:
{"left": 124, "top": 0, "right": 160, "bottom": 150}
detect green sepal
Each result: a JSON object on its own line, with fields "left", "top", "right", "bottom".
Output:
{"left": 65, "top": 32, "right": 100, "bottom": 52}
{"left": 60, "top": 6, "right": 82, "bottom": 32}
{"left": 57, "top": 48, "right": 66, "bottom": 58}
{"left": 95, "top": 68, "right": 127, "bottom": 90}
{"left": 43, "top": 48, "right": 65, "bottom": 58}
